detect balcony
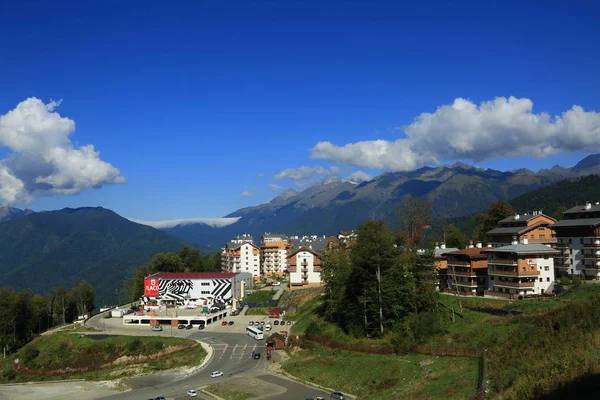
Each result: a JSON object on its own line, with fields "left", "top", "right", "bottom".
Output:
{"left": 449, "top": 270, "right": 476, "bottom": 277}
{"left": 583, "top": 238, "right": 600, "bottom": 249}
{"left": 584, "top": 260, "right": 600, "bottom": 269}
{"left": 453, "top": 281, "right": 478, "bottom": 288}
{"left": 447, "top": 261, "right": 470, "bottom": 267}
{"left": 493, "top": 280, "right": 535, "bottom": 289}
{"left": 301, "top": 267, "right": 308, "bottom": 272}
{"left": 488, "top": 268, "right": 539, "bottom": 277}
{"left": 554, "top": 242, "right": 569, "bottom": 249}
{"left": 584, "top": 268, "right": 600, "bottom": 276}
{"left": 487, "top": 259, "right": 517, "bottom": 266}
{"left": 583, "top": 251, "right": 600, "bottom": 260}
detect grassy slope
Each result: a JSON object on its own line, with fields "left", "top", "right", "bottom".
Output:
{"left": 1, "top": 333, "right": 206, "bottom": 383}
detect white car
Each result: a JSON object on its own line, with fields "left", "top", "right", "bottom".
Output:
{"left": 271, "top": 281, "right": 281, "bottom": 286}
{"left": 187, "top": 389, "right": 198, "bottom": 397}
{"left": 211, "top": 371, "right": 223, "bottom": 378}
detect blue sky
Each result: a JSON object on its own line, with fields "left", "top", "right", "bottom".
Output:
{"left": 0, "top": 0, "right": 599, "bottom": 220}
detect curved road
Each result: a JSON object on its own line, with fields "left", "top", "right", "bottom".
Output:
{"left": 84, "top": 311, "right": 330, "bottom": 400}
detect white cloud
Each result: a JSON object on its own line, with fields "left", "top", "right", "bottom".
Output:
{"left": 268, "top": 183, "right": 284, "bottom": 191}
{"left": 310, "top": 96, "right": 600, "bottom": 171}
{"left": 0, "top": 98, "right": 125, "bottom": 204}
{"left": 349, "top": 170, "right": 373, "bottom": 183}
{"left": 275, "top": 165, "right": 341, "bottom": 180}
{"left": 240, "top": 191, "right": 254, "bottom": 197}
{"left": 129, "top": 217, "right": 241, "bottom": 229}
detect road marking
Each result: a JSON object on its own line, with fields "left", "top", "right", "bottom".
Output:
{"left": 223, "top": 344, "right": 228, "bottom": 353}
{"left": 233, "top": 344, "right": 238, "bottom": 352}
{"left": 252, "top": 344, "right": 257, "bottom": 352}
{"left": 244, "top": 344, "right": 247, "bottom": 351}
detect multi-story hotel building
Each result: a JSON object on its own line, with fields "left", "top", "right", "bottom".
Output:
{"left": 287, "top": 247, "right": 323, "bottom": 290}
{"left": 221, "top": 235, "right": 261, "bottom": 281}
{"left": 487, "top": 211, "right": 557, "bottom": 247}
{"left": 551, "top": 202, "right": 600, "bottom": 278}
{"left": 432, "top": 243, "right": 459, "bottom": 292}
{"left": 260, "top": 233, "right": 292, "bottom": 278}
{"left": 485, "top": 238, "right": 558, "bottom": 298}
{"left": 445, "top": 246, "right": 488, "bottom": 296}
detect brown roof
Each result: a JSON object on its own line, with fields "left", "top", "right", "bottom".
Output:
{"left": 268, "top": 332, "right": 286, "bottom": 342}
{"left": 446, "top": 248, "right": 488, "bottom": 260}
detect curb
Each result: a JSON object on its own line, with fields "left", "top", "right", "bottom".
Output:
{"left": 276, "top": 370, "right": 358, "bottom": 399}
{"left": 0, "top": 379, "right": 86, "bottom": 386}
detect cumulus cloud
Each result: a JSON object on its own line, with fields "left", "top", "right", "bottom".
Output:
{"left": 349, "top": 170, "right": 373, "bottom": 183}
{"left": 268, "top": 183, "right": 284, "bottom": 191}
{"left": 240, "top": 191, "right": 254, "bottom": 197}
{"left": 0, "top": 98, "right": 125, "bottom": 204}
{"left": 275, "top": 165, "right": 341, "bottom": 180}
{"left": 310, "top": 96, "right": 600, "bottom": 171}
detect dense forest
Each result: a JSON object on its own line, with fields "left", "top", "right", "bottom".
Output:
{"left": 0, "top": 281, "right": 94, "bottom": 355}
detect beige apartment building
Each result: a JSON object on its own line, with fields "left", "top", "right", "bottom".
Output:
{"left": 260, "top": 233, "right": 292, "bottom": 278}
{"left": 221, "top": 234, "right": 261, "bottom": 281}
{"left": 487, "top": 211, "right": 557, "bottom": 247}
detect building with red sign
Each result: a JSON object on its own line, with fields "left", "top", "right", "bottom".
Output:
{"left": 142, "top": 272, "right": 252, "bottom": 308}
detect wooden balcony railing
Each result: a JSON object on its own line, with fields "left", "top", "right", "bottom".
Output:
{"left": 493, "top": 280, "right": 535, "bottom": 288}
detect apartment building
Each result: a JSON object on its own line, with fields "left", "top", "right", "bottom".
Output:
{"left": 221, "top": 235, "right": 261, "bottom": 281}
{"left": 287, "top": 246, "right": 323, "bottom": 290}
{"left": 550, "top": 202, "right": 600, "bottom": 278}
{"left": 289, "top": 234, "right": 329, "bottom": 252}
{"left": 445, "top": 246, "right": 488, "bottom": 296}
{"left": 260, "top": 233, "right": 292, "bottom": 278}
{"left": 485, "top": 238, "right": 558, "bottom": 299}
{"left": 432, "top": 243, "right": 459, "bottom": 291}
{"left": 487, "top": 211, "right": 557, "bottom": 247}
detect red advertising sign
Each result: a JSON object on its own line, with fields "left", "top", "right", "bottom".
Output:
{"left": 144, "top": 278, "right": 160, "bottom": 296}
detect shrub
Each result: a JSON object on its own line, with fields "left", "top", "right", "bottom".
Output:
{"left": 305, "top": 321, "right": 324, "bottom": 337}
{"left": 127, "top": 338, "right": 142, "bottom": 353}
{"left": 19, "top": 345, "right": 40, "bottom": 365}
{"left": 572, "top": 275, "right": 582, "bottom": 286}
{"left": 558, "top": 277, "right": 572, "bottom": 286}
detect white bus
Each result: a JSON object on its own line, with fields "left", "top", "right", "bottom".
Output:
{"left": 246, "top": 326, "right": 264, "bottom": 340}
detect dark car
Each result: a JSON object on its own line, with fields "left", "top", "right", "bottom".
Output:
{"left": 198, "top": 324, "right": 205, "bottom": 330}
{"left": 228, "top": 321, "right": 234, "bottom": 326}
{"left": 274, "top": 320, "right": 280, "bottom": 325}
{"left": 249, "top": 321, "right": 254, "bottom": 326}
{"left": 177, "top": 324, "right": 186, "bottom": 329}
{"left": 155, "top": 397, "right": 166, "bottom": 400}
{"left": 252, "top": 352, "right": 261, "bottom": 359}
{"left": 186, "top": 324, "right": 193, "bottom": 329}
{"left": 331, "top": 392, "right": 345, "bottom": 400}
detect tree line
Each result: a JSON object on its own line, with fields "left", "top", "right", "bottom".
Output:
{"left": 319, "top": 219, "right": 439, "bottom": 342}
{"left": 0, "top": 281, "right": 94, "bottom": 354}
{"left": 126, "top": 247, "right": 221, "bottom": 301}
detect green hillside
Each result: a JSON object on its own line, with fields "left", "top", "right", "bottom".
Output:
{"left": 0, "top": 207, "right": 188, "bottom": 306}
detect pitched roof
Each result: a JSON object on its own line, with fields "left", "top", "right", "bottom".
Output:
{"left": 289, "top": 237, "right": 328, "bottom": 252}
{"left": 446, "top": 248, "right": 488, "bottom": 259}
{"left": 564, "top": 203, "right": 600, "bottom": 214}
{"left": 550, "top": 218, "right": 600, "bottom": 228}
{"left": 487, "top": 226, "right": 527, "bottom": 235}
{"left": 147, "top": 272, "right": 237, "bottom": 280}
{"left": 434, "top": 247, "right": 459, "bottom": 257}
{"left": 484, "top": 243, "right": 559, "bottom": 255}
{"left": 267, "top": 332, "right": 286, "bottom": 342}
{"left": 288, "top": 246, "right": 322, "bottom": 258}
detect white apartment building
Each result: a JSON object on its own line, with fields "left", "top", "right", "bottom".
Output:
{"left": 221, "top": 235, "right": 261, "bottom": 281}
{"left": 485, "top": 238, "right": 558, "bottom": 298}
{"left": 287, "top": 247, "right": 323, "bottom": 290}
{"left": 260, "top": 233, "right": 291, "bottom": 278}
{"left": 550, "top": 202, "right": 600, "bottom": 278}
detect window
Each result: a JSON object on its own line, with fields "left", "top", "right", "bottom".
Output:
{"left": 545, "top": 266, "right": 549, "bottom": 271}
{"left": 201, "top": 282, "right": 210, "bottom": 286}
{"left": 543, "top": 255, "right": 549, "bottom": 259}
{"left": 580, "top": 239, "right": 584, "bottom": 245}
{"left": 540, "top": 234, "right": 545, "bottom": 239}
{"left": 539, "top": 278, "right": 543, "bottom": 282}
{"left": 569, "top": 239, "right": 572, "bottom": 244}
{"left": 246, "top": 262, "right": 248, "bottom": 265}
{"left": 201, "top": 290, "right": 210, "bottom": 294}
{"left": 547, "top": 277, "right": 550, "bottom": 282}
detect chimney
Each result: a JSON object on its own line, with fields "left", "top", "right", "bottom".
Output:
{"left": 441, "top": 243, "right": 446, "bottom": 249}
{"left": 476, "top": 242, "right": 482, "bottom": 248}
{"left": 586, "top": 202, "right": 592, "bottom": 210}
{"left": 468, "top": 241, "right": 474, "bottom": 249}
{"left": 487, "top": 244, "right": 493, "bottom": 248}
{"left": 511, "top": 236, "right": 518, "bottom": 246}
{"left": 435, "top": 242, "right": 440, "bottom": 249}
{"left": 514, "top": 213, "right": 520, "bottom": 220}
{"left": 521, "top": 238, "right": 529, "bottom": 245}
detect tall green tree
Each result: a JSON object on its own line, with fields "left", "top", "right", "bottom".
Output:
{"left": 149, "top": 252, "right": 185, "bottom": 273}
{"left": 31, "top": 294, "right": 49, "bottom": 334}
{"left": 474, "top": 200, "right": 514, "bottom": 242}
{"left": 321, "top": 242, "right": 353, "bottom": 326}
{"left": 69, "top": 281, "right": 95, "bottom": 317}
{"left": 444, "top": 224, "right": 469, "bottom": 249}
{"left": 179, "top": 247, "right": 204, "bottom": 272}
{"left": 126, "top": 266, "right": 150, "bottom": 301}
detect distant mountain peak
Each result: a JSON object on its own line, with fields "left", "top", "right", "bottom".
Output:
{"left": 274, "top": 188, "right": 298, "bottom": 200}
{"left": 571, "top": 153, "right": 600, "bottom": 173}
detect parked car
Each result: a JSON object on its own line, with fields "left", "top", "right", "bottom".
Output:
{"left": 271, "top": 281, "right": 281, "bottom": 286}
{"left": 249, "top": 321, "right": 254, "bottom": 326}
{"left": 211, "top": 371, "right": 224, "bottom": 378}
{"left": 264, "top": 326, "right": 271, "bottom": 332}
{"left": 154, "top": 397, "right": 166, "bottom": 400}
{"left": 197, "top": 324, "right": 205, "bottom": 330}
{"left": 178, "top": 324, "right": 186, "bottom": 329}
{"left": 187, "top": 389, "right": 198, "bottom": 397}
{"left": 287, "top": 321, "right": 292, "bottom": 325}
{"left": 221, "top": 321, "right": 228, "bottom": 326}
{"left": 228, "top": 321, "right": 234, "bottom": 326}
{"left": 186, "top": 324, "right": 193, "bottom": 329}
{"left": 255, "top": 321, "right": 260, "bottom": 325}
{"left": 252, "top": 351, "right": 261, "bottom": 359}
{"left": 331, "top": 392, "right": 345, "bottom": 400}
{"left": 151, "top": 325, "right": 163, "bottom": 332}
{"left": 274, "top": 320, "right": 280, "bottom": 326}
{"left": 260, "top": 321, "right": 265, "bottom": 325}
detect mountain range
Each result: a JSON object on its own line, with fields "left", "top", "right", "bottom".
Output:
{"left": 0, "top": 207, "right": 188, "bottom": 306}
{"left": 158, "top": 154, "right": 600, "bottom": 248}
